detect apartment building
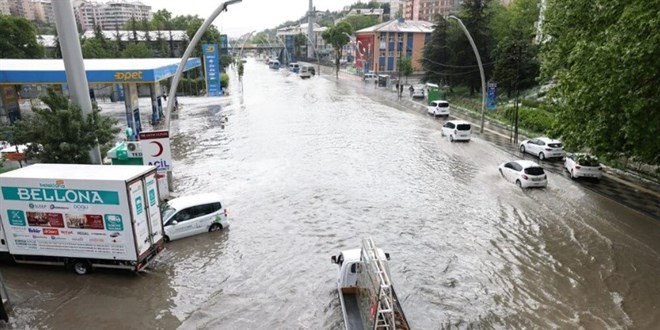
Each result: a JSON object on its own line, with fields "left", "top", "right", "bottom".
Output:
{"left": 404, "top": 0, "right": 463, "bottom": 21}
{"left": 7, "top": 0, "right": 34, "bottom": 20}
{"left": 0, "top": 0, "right": 11, "bottom": 15}
{"left": 74, "top": 0, "right": 152, "bottom": 31}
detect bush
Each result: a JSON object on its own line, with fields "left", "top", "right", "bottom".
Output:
{"left": 521, "top": 98, "right": 541, "bottom": 108}
{"left": 502, "top": 106, "right": 554, "bottom": 134}
{"left": 221, "top": 73, "right": 229, "bottom": 89}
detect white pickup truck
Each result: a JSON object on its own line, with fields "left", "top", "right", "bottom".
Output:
{"left": 330, "top": 238, "right": 410, "bottom": 330}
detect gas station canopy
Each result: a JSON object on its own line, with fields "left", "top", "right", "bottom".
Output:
{"left": 0, "top": 58, "right": 202, "bottom": 84}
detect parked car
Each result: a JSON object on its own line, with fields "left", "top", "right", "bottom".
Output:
{"left": 300, "top": 66, "right": 312, "bottom": 79}
{"left": 160, "top": 193, "right": 229, "bottom": 242}
{"left": 499, "top": 160, "right": 548, "bottom": 188}
{"left": 564, "top": 153, "right": 603, "bottom": 180}
{"left": 363, "top": 73, "right": 377, "bottom": 81}
{"left": 411, "top": 85, "right": 425, "bottom": 99}
{"left": 441, "top": 120, "right": 472, "bottom": 142}
{"left": 427, "top": 100, "right": 450, "bottom": 117}
{"left": 520, "top": 137, "right": 565, "bottom": 160}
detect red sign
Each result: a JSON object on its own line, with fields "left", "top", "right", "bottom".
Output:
{"left": 84, "top": 215, "right": 105, "bottom": 230}
{"left": 43, "top": 228, "right": 59, "bottom": 235}
{"left": 46, "top": 213, "right": 65, "bottom": 227}
{"left": 139, "top": 131, "right": 169, "bottom": 139}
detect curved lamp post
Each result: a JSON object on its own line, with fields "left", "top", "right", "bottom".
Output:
{"left": 164, "top": 0, "right": 242, "bottom": 130}
{"left": 448, "top": 15, "right": 486, "bottom": 133}
{"left": 302, "top": 33, "right": 321, "bottom": 76}
{"left": 237, "top": 30, "right": 256, "bottom": 60}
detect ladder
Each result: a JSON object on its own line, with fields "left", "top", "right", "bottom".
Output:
{"left": 361, "top": 238, "right": 396, "bottom": 330}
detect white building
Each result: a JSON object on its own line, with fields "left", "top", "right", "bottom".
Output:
{"left": 74, "top": 0, "right": 152, "bottom": 31}
{"left": 32, "top": 0, "right": 54, "bottom": 24}
{"left": 0, "top": 0, "right": 11, "bottom": 15}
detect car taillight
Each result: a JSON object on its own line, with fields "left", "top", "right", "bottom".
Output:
{"left": 575, "top": 165, "right": 581, "bottom": 169}
{"left": 522, "top": 175, "right": 529, "bottom": 180}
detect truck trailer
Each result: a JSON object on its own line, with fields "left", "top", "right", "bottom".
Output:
{"left": 0, "top": 164, "right": 165, "bottom": 275}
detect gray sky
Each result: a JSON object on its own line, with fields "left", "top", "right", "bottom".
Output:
{"left": 140, "top": 0, "right": 360, "bottom": 38}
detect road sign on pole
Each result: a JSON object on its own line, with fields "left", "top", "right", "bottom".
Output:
{"left": 487, "top": 81, "right": 497, "bottom": 111}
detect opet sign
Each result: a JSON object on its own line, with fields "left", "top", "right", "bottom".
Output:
{"left": 139, "top": 130, "right": 172, "bottom": 172}
{"left": 114, "top": 71, "right": 144, "bottom": 81}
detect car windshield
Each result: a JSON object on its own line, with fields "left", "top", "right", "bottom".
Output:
{"left": 456, "top": 124, "right": 471, "bottom": 130}
{"left": 161, "top": 204, "right": 176, "bottom": 221}
{"left": 548, "top": 143, "right": 563, "bottom": 148}
{"left": 524, "top": 167, "right": 545, "bottom": 176}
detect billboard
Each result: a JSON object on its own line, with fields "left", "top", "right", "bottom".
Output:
{"left": 202, "top": 43, "right": 222, "bottom": 96}
{"left": 487, "top": 82, "right": 497, "bottom": 111}
{"left": 139, "top": 130, "right": 172, "bottom": 172}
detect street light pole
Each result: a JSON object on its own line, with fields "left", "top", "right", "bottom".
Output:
{"left": 449, "top": 15, "right": 486, "bottom": 133}
{"left": 164, "top": 0, "right": 242, "bottom": 131}
{"left": 52, "top": 0, "right": 102, "bottom": 164}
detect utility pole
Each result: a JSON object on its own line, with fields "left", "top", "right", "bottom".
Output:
{"left": 307, "top": 0, "right": 314, "bottom": 59}
{"left": 52, "top": 0, "right": 102, "bottom": 164}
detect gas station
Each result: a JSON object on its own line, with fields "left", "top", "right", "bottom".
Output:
{"left": 0, "top": 57, "right": 202, "bottom": 196}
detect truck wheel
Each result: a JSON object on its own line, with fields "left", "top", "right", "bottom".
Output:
{"left": 72, "top": 260, "right": 91, "bottom": 275}
{"left": 209, "top": 223, "right": 222, "bottom": 232}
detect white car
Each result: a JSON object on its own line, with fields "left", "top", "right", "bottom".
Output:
{"left": 441, "top": 120, "right": 471, "bottom": 142}
{"left": 363, "top": 73, "right": 377, "bottom": 81}
{"left": 411, "top": 85, "right": 425, "bottom": 99}
{"left": 499, "top": 160, "right": 548, "bottom": 188}
{"left": 427, "top": 100, "right": 450, "bottom": 117}
{"left": 520, "top": 137, "right": 565, "bottom": 160}
{"left": 160, "top": 193, "right": 229, "bottom": 242}
{"left": 300, "top": 65, "right": 312, "bottom": 79}
{"left": 564, "top": 153, "right": 603, "bottom": 180}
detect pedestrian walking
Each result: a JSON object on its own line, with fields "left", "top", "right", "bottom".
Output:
{"left": 409, "top": 85, "right": 414, "bottom": 96}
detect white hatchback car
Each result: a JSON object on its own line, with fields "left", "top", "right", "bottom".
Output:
{"left": 520, "top": 137, "right": 565, "bottom": 160}
{"left": 499, "top": 160, "right": 548, "bottom": 188}
{"left": 564, "top": 153, "right": 603, "bottom": 180}
{"left": 160, "top": 193, "right": 229, "bottom": 242}
{"left": 427, "top": 100, "right": 450, "bottom": 117}
{"left": 441, "top": 120, "right": 471, "bottom": 142}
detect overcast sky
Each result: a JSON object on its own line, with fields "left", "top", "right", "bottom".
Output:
{"left": 140, "top": 0, "right": 360, "bottom": 38}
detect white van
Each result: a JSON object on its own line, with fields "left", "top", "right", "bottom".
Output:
{"left": 427, "top": 100, "right": 450, "bottom": 117}
{"left": 441, "top": 120, "right": 472, "bottom": 142}
{"left": 160, "top": 193, "right": 229, "bottom": 242}
{"left": 363, "top": 73, "right": 377, "bottom": 81}
{"left": 300, "top": 66, "right": 312, "bottom": 79}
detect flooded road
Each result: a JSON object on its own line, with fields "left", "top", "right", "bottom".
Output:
{"left": 2, "top": 58, "right": 660, "bottom": 329}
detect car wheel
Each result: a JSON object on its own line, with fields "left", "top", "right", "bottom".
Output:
{"left": 163, "top": 235, "right": 170, "bottom": 243}
{"left": 71, "top": 260, "right": 91, "bottom": 275}
{"left": 520, "top": 145, "right": 526, "bottom": 153}
{"left": 449, "top": 135, "right": 454, "bottom": 142}
{"left": 539, "top": 152, "right": 545, "bottom": 160}
{"left": 209, "top": 223, "right": 222, "bottom": 232}
{"left": 516, "top": 180, "right": 522, "bottom": 188}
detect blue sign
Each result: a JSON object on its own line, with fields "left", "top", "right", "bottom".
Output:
{"left": 220, "top": 35, "right": 228, "bottom": 55}
{"left": 487, "top": 82, "right": 497, "bottom": 110}
{"left": 202, "top": 43, "right": 222, "bottom": 96}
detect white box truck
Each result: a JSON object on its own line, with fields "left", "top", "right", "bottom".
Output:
{"left": 0, "top": 164, "right": 165, "bottom": 275}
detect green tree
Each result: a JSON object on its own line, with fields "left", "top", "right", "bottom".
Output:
{"left": 399, "top": 57, "right": 413, "bottom": 83}
{"left": 322, "top": 21, "right": 353, "bottom": 79}
{"left": 220, "top": 54, "right": 234, "bottom": 70}
{"left": 493, "top": 29, "right": 539, "bottom": 98}
{"left": 81, "top": 37, "right": 110, "bottom": 58}
{"left": 152, "top": 9, "right": 173, "bottom": 57}
{"left": 541, "top": 0, "right": 660, "bottom": 164}
{"left": 0, "top": 15, "right": 45, "bottom": 58}
{"left": 454, "top": 0, "right": 496, "bottom": 95}
{"left": 342, "top": 15, "right": 379, "bottom": 31}
{"left": 294, "top": 33, "right": 307, "bottom": 57}
{"left": 12, "top": 89, "right": 119, "bottom": 164}
{"left": 422, "top": 15, "right": 454, "bottom": 86}
{"left": 121, "top": 43, "right": 153, "bottom": 58}
{"left": 112, "top": 24, "right": 124, "bottom": 56}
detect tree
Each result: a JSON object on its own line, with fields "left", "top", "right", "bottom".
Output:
{"left": 152, "top": 9, "right": 173, "bottom": 57}
{"left": 322, "top": 21, "right": 353, "bottom": 79}
{"left": 0, "top": 15, "right": 45, "bottom": 58}
{"left": 12, "top": 89, "right": 119, "bottom": 164}
{"left": 399, "top": 57, "right": 413, "bottom": 83}
{"left": 454, "top": 0, "right": 496, "bottom": 95}
{"left": 121, "top": 43, "right": 153, "bottom": 58}
{"left": 112, "top": 24, "right": 125, "bottom": 56}
{"left": 422, "top": 15, "right": 454, "bottom": 86}
{"left": 294, "top": 33, "right": 307, "bottom": 58}
{"left": 541, "top": 0, "right": 660, "bottom": 165}
{"left": 81, "top": 37, "right": 110, "bottom": 58}
{"left": 220, "top": 54, "right": 234, "bottom": 70}
{"left": 493, "top": 29, "right": 539, "bottom": 98}
{"left": 342, "top": 15, "right": 379, "bottom": 31}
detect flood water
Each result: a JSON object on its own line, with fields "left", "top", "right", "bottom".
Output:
{"left": 2, "top": 59, "right": 660, "bottom": 329}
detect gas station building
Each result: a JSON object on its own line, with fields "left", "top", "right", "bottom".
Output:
{"left": 0, "top": 58, "right": 201, "bottom": 136}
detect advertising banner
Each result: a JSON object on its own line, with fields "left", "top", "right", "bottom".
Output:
{"left": 144, "top": 173, "right": 163, "bottom": 243}
{"left": 139, "top": 130, "right": 172, "bottom": 172}
{"left": 202, "top": 43, "right": 222, "bottom": 96}
{"left": 487, "top": 81, "right": 497, "bottom": 111}
{"left": 128, "top": 180, "right": 150, "bottom": 256}
{"left": 0, "top": 180, "right": 137, "bottom": 260}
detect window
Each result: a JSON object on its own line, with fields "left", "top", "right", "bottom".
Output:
{"left": 505, "top": 163, "right": 515, "bottom": 170}
{"left": 456, "top": 124, "right": 471, "bottom": 131}
{"left": 512, "top": 163, "right": 523, "bottom": 171}
{"left": 524, "top": 167, "right": 545, "bottom": 176}
{"left": 444, "top": 122, "right": 455, "bottom": 129}
{"left": 548, "top": 143, "right": 562, "bottom": 148}
{"left": 173, "top": 208, "right": 194, "bottom": 222}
